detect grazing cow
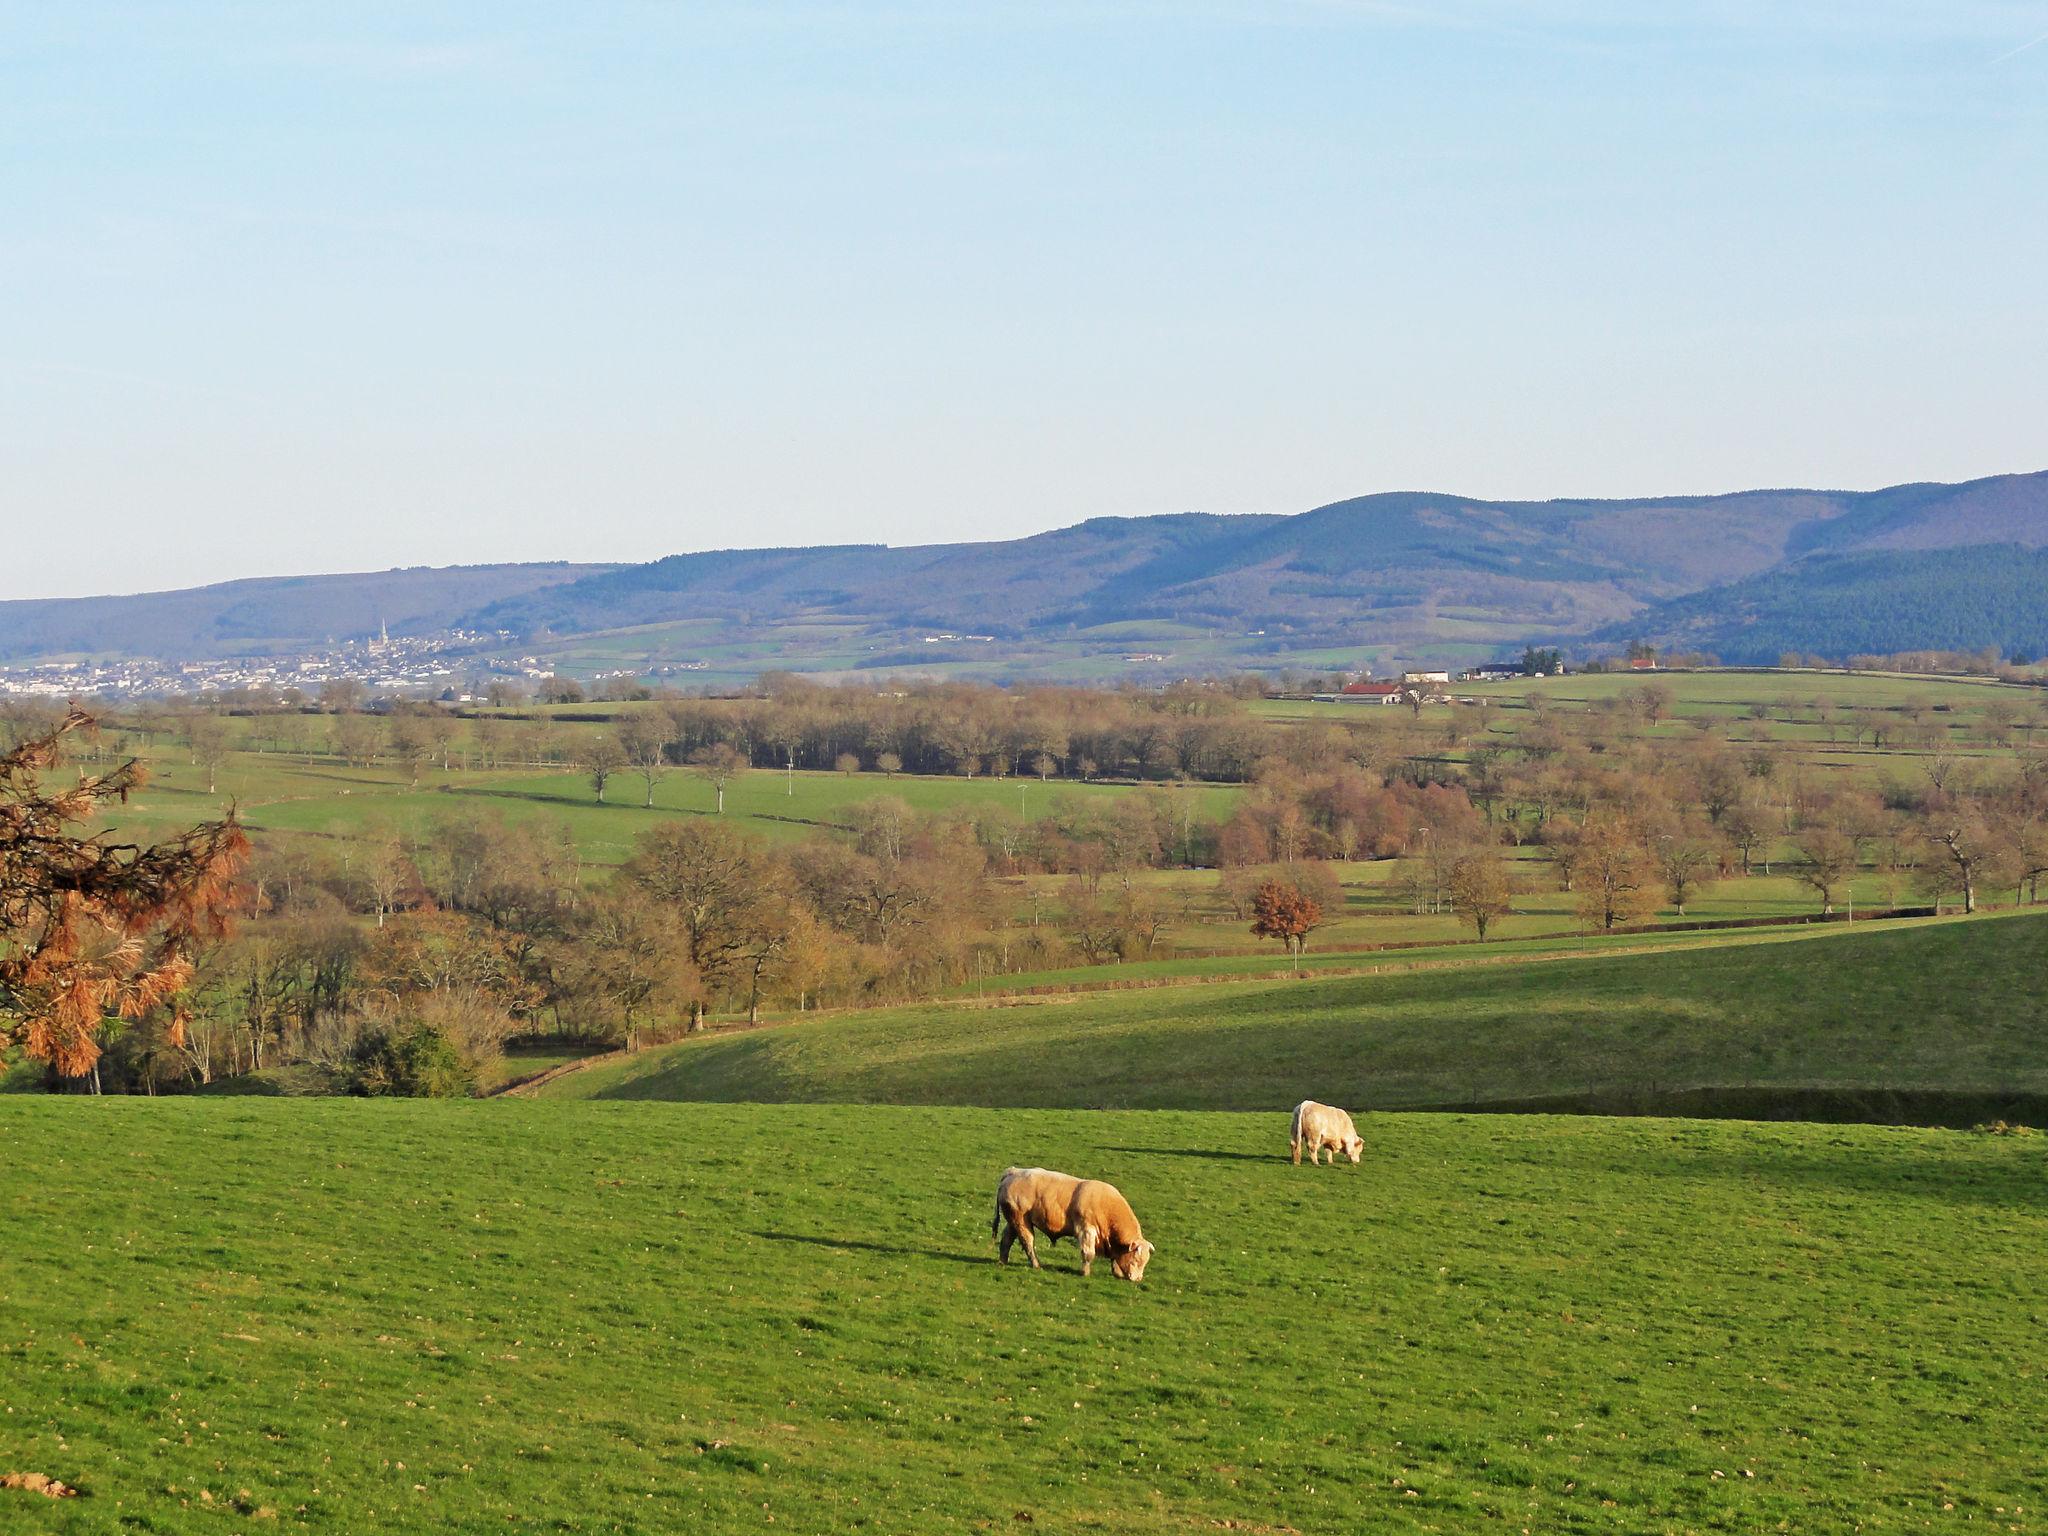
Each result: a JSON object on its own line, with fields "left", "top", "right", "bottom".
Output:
{"left": 992, "top": 1167, "right": 1154, "bottom": 1282}
{"left": 1290, "top": 1100, "right": 1364, "bottom": 1165}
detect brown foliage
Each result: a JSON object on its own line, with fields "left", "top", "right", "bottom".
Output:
{"left": 1249, "top": 880, "right": 1322, "bottom": 967}
{"left": 0, "top": 711, "right": 247, "bottom": 1078}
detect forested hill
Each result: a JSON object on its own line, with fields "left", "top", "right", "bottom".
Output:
{"left": 1594, "top": 545, "right": 2048, "bottom": 664}
{"left": 463, "top": 469, "right": 2048, "bottom": 651}
{"left": 1, "top": 470, "right": 2044, "bottom": 666}
{"left": 0, "top": 563, "right": 620, "bottom": 662}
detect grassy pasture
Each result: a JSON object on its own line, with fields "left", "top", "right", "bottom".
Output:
{"left": 943, "top": 914, "right": 1928, "bottom": 995}
{"left": 1099, "top": 850, "right": 1931, "bottom": 967}
{"left": 3, "top": 1099, "right": 2042, "bottom": 1533}
{"left": 1256, "top": 667, "right": 2044, "bottom": 728}
{"left": 542, "top": 911, "right": 2048, "bottom": 1115}
{"left": 91, "top": 744, "right": 1235, "bottom": 870}
{"left": 67, "top": 666, "right": 2048, "bottom": 992}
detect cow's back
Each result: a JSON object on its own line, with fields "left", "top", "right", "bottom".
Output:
{"left": 1296, "top": 1101, "right": 1356, "bottom": 1143}
{"left": 998, "top": 1166, "right": 1084, "bottom": 1237}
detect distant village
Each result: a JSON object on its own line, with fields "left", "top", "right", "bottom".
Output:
{"left": 0, "top": 624, "right": 1607, "bottom": 705}
{"left": 0, "top": 629, "right": 533, "bottom": 702}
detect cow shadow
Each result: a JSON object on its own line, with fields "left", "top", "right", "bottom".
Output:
{"left": 751, "top": 1231, "right": 992, "bottom": 1268}
{"left": 1103, "top": 1146, "right": 1276, "bottom": 1163}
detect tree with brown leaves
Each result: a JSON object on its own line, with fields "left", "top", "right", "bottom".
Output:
{"left": 1446, "top": 847, "right": 1513, "bottom": 941}
{"left": 1249, "top": 880, "right": 1322, "bottom": 976}
{"left": 1571, "top": 814, "right": 1658, "bottom": 932}
{"left": 0, "top": 711, "right": 247, "bottom": 1087}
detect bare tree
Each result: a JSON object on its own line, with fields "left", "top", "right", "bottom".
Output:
{"left": 388, "top": 717, "right": 433, "bottom": 789}
{"left": 1794, "top": 826, "right": 1857, "bottom": 915}
{"left": 1720, "top": 801, "right": 1771, "bottom": 876}
{"left": 621, "top": 819, "right": 775, "bottom": 1028}
{"left": 1923, "top": 811, "right": 1995, "bottom": 913}
{"left": 618, "top": 714, "right": 673, "bottom": 808}
{"left": 690, "top": 742, "right": 747, "bottom": 813}
{"left": 1446, "top": 847, "right": 1512, "bottom": 941}
{"left": 586, "top": 734, "right": 626, "bottom": 804}
{"left": 1572, "top": 815, "right": 1657, "bottom": 931}
{"left": 186, "top": 714, "right": 232, "bottom": 796}
{"left": 1652, "top": 824, "right": 1719, "bottom": 915}
{"left": 564, "top": 891, "right": 696, "bottom": 1050}
{"left": 333, "top": 713, "right": 380, "bottom": 769}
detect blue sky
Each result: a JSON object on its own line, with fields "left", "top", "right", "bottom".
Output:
{"left": 3, "top": 1, "right": 2044, "bottom": 599}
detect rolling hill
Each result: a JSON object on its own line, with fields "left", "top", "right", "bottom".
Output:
{"left": 0, "top": 561, "right": 620, "bottom": 662}
{"left": 2, "top": 470, "right": 2043, "bottom": 670}
{"left": 1593, "top": 543, "right": 2048, "bottom": 663}
{"left": 471, "top": 472, "right": 2048, "bottom": 650}
{"left": 540, "top": 911, "right": 2048, "bottom": 1126}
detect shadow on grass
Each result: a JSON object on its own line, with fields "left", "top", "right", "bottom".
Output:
{"left": 1418, "top": 1085, "right": 2048, "bottom": 1131}
{"left": 751, "top": 1232, "right": 992, "bottom": 1268}
{"left": 1103, "top": 1146, "right": 1278, "bottom": 1163}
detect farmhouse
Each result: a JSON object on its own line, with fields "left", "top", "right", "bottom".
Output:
{"left": 1324, "top": 681, "right": 1405, "bottom": 705}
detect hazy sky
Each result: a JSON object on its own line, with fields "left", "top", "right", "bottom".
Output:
{"left": 4, "top": 2, "right": 2044, "bottom": 600}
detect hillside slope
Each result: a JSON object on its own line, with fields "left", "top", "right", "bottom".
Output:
{"left": 1594, "top": 544, "right": 2048, "bottom": 663}
{"left": 544, "top": 913, "right": 2048, "bottom": 1121}
{"left": 4, "top": 471, "right": 2044, "bottom": 666}
{"left": 0, "top": 561, "right": 620, "bottom": 661}
{"left": 8, "top": 1100, "right": 2041, "bottom": 1530}
{"left": 470, "top": 472, "right": 2048, "bottom": 649}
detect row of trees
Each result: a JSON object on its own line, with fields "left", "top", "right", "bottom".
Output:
{"left": 8, "top": 680, "right": 1305, "bottom": 789}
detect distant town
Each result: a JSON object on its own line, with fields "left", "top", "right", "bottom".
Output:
{"left": 0, "top": 630, "right": 537, "bottom": 701}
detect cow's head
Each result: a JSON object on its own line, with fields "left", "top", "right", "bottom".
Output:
{"left": 1344, "top": 1135, "right": 1364, "bottom": 1164}
{"left": 1112, "top": 1240, "right": 1154, "bottom": 1283}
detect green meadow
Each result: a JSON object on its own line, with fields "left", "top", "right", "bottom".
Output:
{"left": 96, "top": 745, "right": 1237, "bottom": 870}
{"left": 1256, "top": 666, "right": 2042, "bottom": 734}
{"left": 539, "top": 910, "right": 2048, "bottom": 1117}
{"left": 4, "top": 1100, "right": 2043, "bottom": 1533}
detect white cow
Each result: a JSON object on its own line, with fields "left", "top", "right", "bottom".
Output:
{"left": 1290, "top": 1100, "right": 1364, "bottom": 1165}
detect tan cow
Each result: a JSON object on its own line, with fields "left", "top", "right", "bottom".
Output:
{"left": 1290, "top": 1100, "right": 1364, "bottom": 1165}
{"left": 992, "top": 1167, "right": 1154, "bottom": 1282}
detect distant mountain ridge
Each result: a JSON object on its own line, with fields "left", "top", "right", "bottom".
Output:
{"left": 0, "top": 563, "right": 620, "bottom": 663}
{"left": 1592, "top": 545, "right": 2048, "bottom": 664}
{"left": 1, "top": 471, "right": 2043, "bottom": 672}
{"left": 466, "top": 470, "right": 2048, "bottom": 659}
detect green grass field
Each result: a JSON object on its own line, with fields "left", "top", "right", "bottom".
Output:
{"left": 937, "top": 915, "right": 1914, "bottom": 995}
{"left": 1253, "top": 671, "right": 2039, "bottom": 753}
{"left": 4, "top": 1099, "right": 2043, "bottom": 1533}
{"left": 94, "top": 746, "right": 1236, "bottom": 869}
{"left": 1257, "top": 666, "right": 2042, "bottom": 731}
{"left": 543, "top": 911, "right": 2048, "bottom": 1120}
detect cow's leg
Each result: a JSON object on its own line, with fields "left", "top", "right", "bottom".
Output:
{"left": 1019, "top": 1222, "right": 1041, "bottom": 1270}
{"left": 1077, "top": 1224, "right": 1098, "bottom": 1278}
{"left": 999, "top": 1222, "right": 1017, "bottom": 1265}
{"left": 1291, "top": 1136, "right": 1302, "bottom": 1165}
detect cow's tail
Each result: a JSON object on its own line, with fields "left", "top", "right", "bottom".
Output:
{"left": 992, "top": 1171, "right": 1013, "bottom": 1243}
{"left": 1290, "top": 1101, "right": 1305, "bottom": 1163}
